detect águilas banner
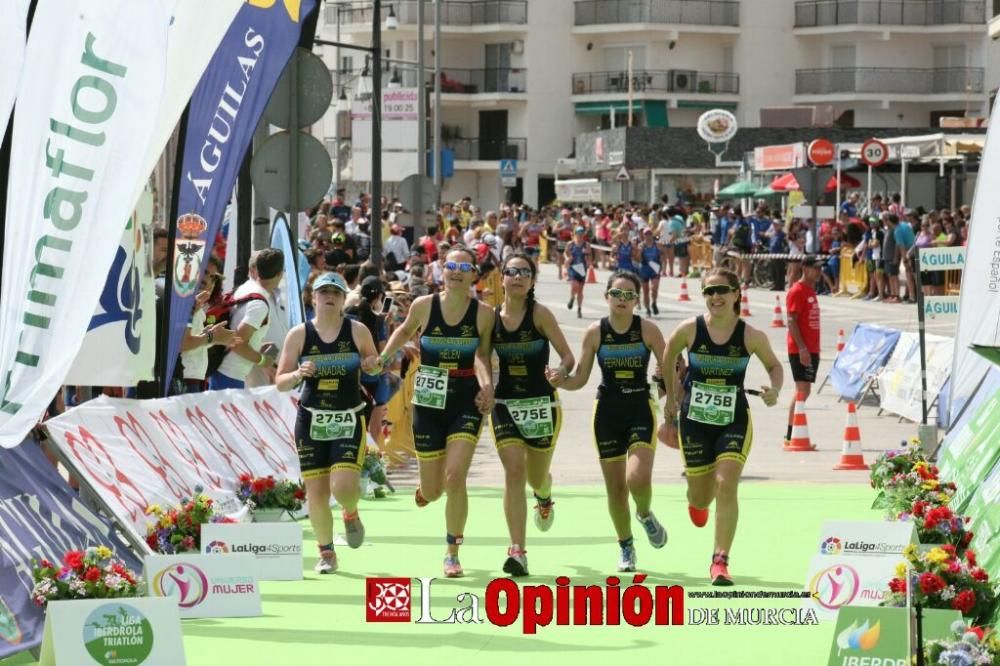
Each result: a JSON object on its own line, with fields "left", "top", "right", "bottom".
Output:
{"left": 64, "top": 191, "right": 157, "bottom": 386}
{"left": 0, "top": 0, "right": 31, "bottom": 131}
{"left": 42, "top": 387, "right": 299, "bottom": 546}
{"left": 0, "top": 437, "right": 143, "bottom": 659}
{"left": 0, "top": 1, "right": 174, "bottom": 448}
{"left": 163, "top": 0, "right": 318, "bottom": 394}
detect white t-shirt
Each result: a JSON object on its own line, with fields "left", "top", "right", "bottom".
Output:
{"left": 216, "top": 281, "right": 270, "bottom": 381}
{"left": 181, "top": 308, "right": 209, "bottom": 380}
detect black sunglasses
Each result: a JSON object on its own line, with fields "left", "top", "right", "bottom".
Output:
{"left": 502, "top": 266, "right": 533, "bottom": 278}
{"left": 702, "top": 285, "right": 735, "bottom": 297}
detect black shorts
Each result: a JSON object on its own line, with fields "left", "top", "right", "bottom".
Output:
{"left": 592, "top": 394, "right": 656, "bottom": 461}
{"left": 678, "top": 405, "right": 752, "bottom": 476}
{"left": 491, "top": 396, "right": 562, "bottom": 451}
{"left": 885, "top": 259, "right": 900, "bottom": 277}
{"left": 674, "top": 242, "right": 689, "bottom": 259}
{"left": 295, "top": 407, "right": 367, "bottom": 479}
{"left": 412, "top": 380, "right": 484, "bottom": 460}
{"left": 789, "top": 352, "right": 820, "bottom": 383}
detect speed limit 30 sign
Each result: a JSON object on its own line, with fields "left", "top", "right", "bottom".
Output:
{"left": 860, "top": 139, "right": 888, "bottom": 167}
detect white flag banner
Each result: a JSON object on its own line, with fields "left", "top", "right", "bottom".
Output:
{"left": 64, "top": 190, "right": 157, "bottom": 385}
{"left": 951, "top": 100, "right": 1000, "bottom": 422}
{"left": 43, "top": 387, "right": 300, "bottom": 546}
{"left": 129, "top": 0, "right": 243, "bottom": 212}
{"left": 0, "top": 0, "right": 31, "bottom": 130}
{"left": 880, "top": 332, "right": 953, "bottom": 424}
{"left": 0, "top": 1, "right": 174, "bottom": 447}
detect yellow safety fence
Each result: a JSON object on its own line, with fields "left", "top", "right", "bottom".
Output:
{"left": 837, "top": 245, "right": 868, "bottom": 296}
{"left": 383, "top": 360, "right": 417, "bottom": 466}
{"left": 539, "top": 234, "right": 550, "bottom": 263}
{"left": 477, "top": 268, "right": 504, "bottom": 309}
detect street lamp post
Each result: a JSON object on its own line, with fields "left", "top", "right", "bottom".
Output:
{"left": 371, "top": 0, "right": 382, "bottom": 267}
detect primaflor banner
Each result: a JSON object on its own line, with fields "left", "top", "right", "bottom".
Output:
{"left": 0, "top": 1, "right": 173, "bottom": 447}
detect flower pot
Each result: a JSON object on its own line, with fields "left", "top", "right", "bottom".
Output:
{"left": 252, "top": 508, "right": 287, "bottom": 523}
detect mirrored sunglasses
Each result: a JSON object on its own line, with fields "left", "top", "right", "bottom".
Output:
{"left": 444, "top": 261, "right": 475, "bottom": 273}
{"left": 607, "top": 288, "right": 638, "bottom": 301}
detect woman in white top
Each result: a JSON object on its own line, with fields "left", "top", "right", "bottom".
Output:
{"left": 179, "top": 273, "right": 239, "bottom": 393}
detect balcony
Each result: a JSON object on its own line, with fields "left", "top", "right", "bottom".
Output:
{"left": 794, "top": 67, "right": 984, "bottom": 97}
{"left": 444, "top": 137, "right": 526, "bottom": 163}
{"left": 439, "top": 68, "right": 527, "bottom": 95}
{"left": 573, "top": 0, "right": 740, "bottom": 30}
{"left": 572, "top": 69, "right": 739, "bottom": 95}
{"left": 794, "top": 1, "right": 984, "bottom": 29}
{"left": 327, "top": 1, "right": 527, "bottom": 33}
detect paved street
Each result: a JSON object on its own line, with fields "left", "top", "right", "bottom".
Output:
{"left": 400, "top": 262, "right": 952, "bottom": 490}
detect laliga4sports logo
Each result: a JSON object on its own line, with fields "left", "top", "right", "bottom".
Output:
{"left": 205, "top": 541, "right": 230, "bottom": 554}
{"left": 821, "top": 537, "right": 843, "bottom": 555}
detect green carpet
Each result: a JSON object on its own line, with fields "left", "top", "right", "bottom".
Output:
{"left": 4, "top": 483, "right": 880, "bottom": 666}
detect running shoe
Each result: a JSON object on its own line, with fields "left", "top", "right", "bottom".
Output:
{"left": 618, "top": 544, "right": 637, "bottom": 572}
{"left": 645, "top": 306, "right": 652, "bottom": 317}
{"left": 688, "top": 505, "right": 709, "bottom": 528}
{"left": 567, "top": 298, "right": 574, "bottom": 310}
{"left": 443, "top": 554, "right": 464, "bottom": 578}
{"left": 415, "top": 488, "right": 429, "bottom": 507}
{"left": 577, "top": 307, "right": 582, "bottom": 319}
{"left": 711, "top": 553, "right": 733, "bottom": 586}
{"left": 652, "top": 302, "right": 659, "bottom": 315}
{"left": 533, "top": 498, "right": 555, "bottom": 532}
{"left": 503, "top": 545, "right": 529, "bottom": 577}
{"left": 343, "top": 511, "right": 365, "bottom": 549}
{"left": 314, "top": 550, "right": 338, "bottom": 574}
{"left": 637, "top": 511, "right": 667, "bottom": 548}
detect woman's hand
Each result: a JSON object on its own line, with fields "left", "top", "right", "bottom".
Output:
{"left": 760, "top": 385, "right": 779, "bottom": 407}
{"left": 474, "top": 384, "right": 494, "bottom": 415}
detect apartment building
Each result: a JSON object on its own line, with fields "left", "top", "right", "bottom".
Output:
{"left": 316, "top": 0, "right": 991, "bottom": 210}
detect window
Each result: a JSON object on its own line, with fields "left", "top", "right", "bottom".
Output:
{"left": 933, "top": 45, "right": 967, "bottom": 69}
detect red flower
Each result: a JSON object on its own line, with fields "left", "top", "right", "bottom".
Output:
{"left": 951, "top": 589, "right": 976, "bottom": 614}
{"left": 251, "top": 479, "right": 268, "bottom": 494}
{"left": 961, "top": 532, "right": 974, "bottom": 547}
{"left": 64, "top": 551, "right": 84, "bottom": 570}
{"left": 965, "top": 550, "right": 977, "bottom": 566}
{"left": 39, "top": 559, "right": 54, "bottom": 569}
{"left": 888, "top": 578, "right": 907, "bottom": 593}
{"left": 941, "top": 544, "right": 957, "bottom": 556}
{"left": 971, "top": 568, "right": 989, "bottom": 582}
{"left": 293, "top": 488, "right": 306, "bottom": 500}
{"left": 912, "top": 500, "right": 927, "bottom": 517}
{"left": 917, "top": 465, "right": 935, "bottom": 480}
{"left": 918, "top": 572, "right": 946, "bottom": 595}
{"left": 924, "top": 517, "right": 939, "bottom": 530}
{"left": 966, "top": 626, "right": 985, "bottom": 641}
{"left": 146, "top": 534, "right": 158, "bottom": 550}
{"left": 265, "top": 476, "right": 276, "bottom": 489}
{"left": 84, "top": 566, "right": 101, "bottom": 582}
{"left": 239, "top": 473, "right": 253, "bottom": 485}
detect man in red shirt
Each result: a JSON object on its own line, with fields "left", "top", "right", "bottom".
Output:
{"left": 785, "top": 256, "right": 822, "bottom": 445}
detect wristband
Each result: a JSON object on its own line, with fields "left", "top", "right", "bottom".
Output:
{"left": 205, "top": 331, "right": 214, "bottom": 345}
{"left": 257, "top": 354, "right": 269, "bottom": 367}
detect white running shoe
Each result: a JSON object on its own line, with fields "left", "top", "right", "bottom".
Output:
{"left": 533, "top": 499, "right": 555, "bottom": 532}
{"left": 314, "top": 550, "right": 338, "bottom": 574}
{"left": 618, "top": 544, "right": 637, "bottom": 572}
{"left": 637, "top": 511, "right": 668, "bottom": 549}
{"left": 503, "top": 545, "right": 529, "bottom": 577}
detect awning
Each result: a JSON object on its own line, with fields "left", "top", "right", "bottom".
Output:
{"left": 574, "top": 101, "right": 642, "bottom": 114}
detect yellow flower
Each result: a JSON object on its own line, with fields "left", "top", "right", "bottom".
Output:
{"left": 921, "top": 481, "right": 939, "bottom": 490}
{"left": 925, "top": 548, "right": 949, "bottom": 565}
{"left": 895, "top": 562, "right": 908, "bottom": 578}
{"left": 903, "top": 544, "right": 918, "bottom": 559}
{"left": 144, "top": 504, "right": 161, "bottom": 516}
{"left": 95, "top": 546, "right": 112, "bottom": 559}
{"left": 158, "top": 516, "right": 173, "bottom": 529}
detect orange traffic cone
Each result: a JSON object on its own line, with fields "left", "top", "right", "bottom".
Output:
{"left": 834, "top": 402, "right": 868, "bottom": 470}
{"left": 784, "top": 391, "right": 817, "bottom": 451}
{"left": 770, "top": 296, "right": 785, "bottom": 328}
{"left": 678, "top": 278, "right": 691, "bottom": 302}
{"left": 587, "top": 267, "right": 597, "bottom": 284}
{"left": 836, "top": 329, "right": 846, "bottom": 355}
{"left": 740, "top": 291, "right": 752, "bottom": 317}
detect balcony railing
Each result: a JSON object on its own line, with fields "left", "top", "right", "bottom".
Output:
{"left": 327, "top": 1, "right": 528, "bottom": 26}
{"left": 572, "top": 69, "right": 739, "bottom": 94}
{"left": 439, "top": 68, "right": 526, "bottom": 94}
{"left": 444, "top": 137, "right": 527, "bottom": 161}
{"left": 795, "top": 67, "right": 984, "bottom": 94}
{"left": 574, "top": 0, "right": 740, "bottom": 27}
{"left": 794, "top": 1, "right": 984, "bottom": 27}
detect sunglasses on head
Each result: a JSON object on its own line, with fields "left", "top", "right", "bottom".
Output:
{"left": 702, "top": 285, "right": 735, "bottom": 297}
{"left": 607, "top": 288, "right": 638, "bottom": 301}
{"left": 502, "top": 266, "right": 533, "bottom": 278}
{"left": 444, "top": 261, "right": 475, "bottom": 273}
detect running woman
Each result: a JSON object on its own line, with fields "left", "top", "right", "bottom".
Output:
{"left": 613, "top": 227, "right": 636, "bottom": 273}
{"left": 558, "top": 270, "right": 668, "bottom": 572}
{"left": 637, "top": 228, "right": 662, "bottom": 316}
{"left": 380, "top": 246, "right": 495, "bottom": 578}
{"left": 661, "top": 268, "right": 783, "bottom": 586}
{"left": 491, "top": 252, "right": 575, "bottom": 576}
{"left": 565, "top": 226, "right": 591, "bottom": 319}
{"left": 275, "top": 272, "right": 382, "bottom": 574}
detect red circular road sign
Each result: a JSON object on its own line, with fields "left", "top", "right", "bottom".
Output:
{"left": 807, "top": 138, "right": 835, "bottom": 166}
{"left": 860, "top": 138, "right": 889, "bottom": 167}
